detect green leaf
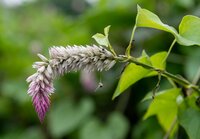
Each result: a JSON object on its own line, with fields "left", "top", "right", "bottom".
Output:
{"left": 113, "top": 51, "right": 166, "bottom": 99}
{"left": 79, "top": 112, "right": 129, "bottom": 139}
{"left": 0, "top": 127, "right": 45, "bottom": 139}
{"left": 179, "top": 108, "right": 200, "bottom": 139}
{"left": 80, "top": 118, "right": 111, "bottom": 139}
{"left": 136, "top": 5, "right": 200, "bottom": 46}
{"left": 141, "top": 50, "right": 150, "bottom": 59}
{"left": 149, "top": 52, "right": 167, "bottom": 69}
{"left": 92, "top": 33, "right": 109, "bottom": 47}
{"left": 107, "top": 112, "right": 129, "bottom": 139}
{"left": 144, "top": 88, "right": 180, "bottom": 118}
{"left": 146, "top": 51, "right": 167, "bottom": 77}
{"left": 136, "top": 5, "right": 178, "bottom": 36}
{"left": 143, "top": 88, "right": 180, "bottom": 135}
{"left": 19, "top": 127, "right": 45, "bottom": 139}
{"left": 92, "top": 25, "right": 111, "bottom": 47}
{"left": 112, "top": 54, "right": 151, "bottom": 99}
{"left": 178, "top": 15, "right": 200, "bottom": 46}
{"left": 48, "top": 98, "right": 94, "bottom": 138}
{"left": 104, "top": 25, "right": 110, "bottom": 36}
{"left": 184, "top": 49, "right": 200, "bottom": 81}
{"left": 2, "top": 79, "right": 29, "bottom": 104}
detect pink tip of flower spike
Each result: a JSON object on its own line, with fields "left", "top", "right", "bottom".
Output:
{"left": 27, "top": 76, "right": 54, "bottom": 122}
{"left": 27, "top": 56, "right": 54, "bottom": 122}
{"left": 32, "top": 92, "right": 50, "bottom": 122}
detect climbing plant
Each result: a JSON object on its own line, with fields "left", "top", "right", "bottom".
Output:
{"left": 27, "top": 5, "right": 200, "bottom": 139}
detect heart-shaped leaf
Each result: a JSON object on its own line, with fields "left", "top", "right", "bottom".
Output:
{"left": 79, "top": 112, "right": 129, "bottom": 139}
{"left": 112, "top": 52, "right": 151, "bottom": 99}
{"left": 136, "top": 5, "right": 200, "bottom": 46}
{"left": 136, "top": 5, "right": 178, "bottom": 36}
{"left": 179, "top": 108, "right": 200, "bottom": 139}
{"left": 48, "top": 98, "right": 94, "bottom": 138}
{"left": 178, "top": 15, "right": 200, "bottom": 46}
{"left": 113, "top": 51, "right": 167, "bottom": 99}
{"left": 92, "top": 33, "right": 109, "bottom": 47}
{"left": 144, "top": 88, "right": 180, "bottom": 136}
{"left": 104, "top": 25, "right": 110, "bottom": 36}
{"left": 92, "top": 25, "right": 111, "bottom": 47}
{"left": 146, "top": 52, "right": 167, "bottom": 77}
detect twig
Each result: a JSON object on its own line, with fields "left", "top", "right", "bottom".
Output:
{"left": 114, "top": 55, "right": 200, "bottom": 94}
{"left": 162, "top": 39, "right": 176, "bottom": 63}
{"left": 126, "top": 25, "right": 137, "bottom": 57}
{"left": 152, "top": 73, "right": 161, "bottom": 99}
{"left": 167, "top": 78, "right": 177, "bottom": 88}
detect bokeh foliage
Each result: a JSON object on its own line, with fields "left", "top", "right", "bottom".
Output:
{"left": 0, "top": 0, "right": 200, "bottom": 139}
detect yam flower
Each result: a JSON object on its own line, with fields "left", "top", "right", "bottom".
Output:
{"left": 27, "top": 45, "right": 116, "bottom": 122}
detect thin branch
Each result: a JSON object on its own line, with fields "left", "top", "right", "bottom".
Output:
{"left": 114, "top": 55, "right": 200, "bottom": 94}
{"left": 167, "top": 78, "right": 177, "bottom": 88}
{"left": 108, "top": 42, "right": 117, "bottom": 57}
{"left": 162, "top": 39, "right": 176, "bottom": 63}
{"left": 152, "top": 73, "right": 161, "bottom": 99}
{"left": 126, "top": 25, "right": 137, "bottom": 57}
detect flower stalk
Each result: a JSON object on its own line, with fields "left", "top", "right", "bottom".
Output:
{"left": 126, "top": 25, "right": 137, "bottom": 57}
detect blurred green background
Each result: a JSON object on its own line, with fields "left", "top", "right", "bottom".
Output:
{"left": 0, "top": 0, "right": 200, "bottom": 139}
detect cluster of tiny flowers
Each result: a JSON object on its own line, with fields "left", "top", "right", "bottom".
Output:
{"left": 26, "top": 54, "right": 54, "bottom": 122}
{"left": 27, "top": 45, "right": 116, "bottom": 122}
{"left": 49, "top": 45, "right": 116, "bottom": 76}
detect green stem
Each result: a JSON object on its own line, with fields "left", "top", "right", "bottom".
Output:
{"left": 152, "top": 74, "right": 161, "bottom": 99}
{"left": 108, "top": 43, "right": 117, "bottom": 57}
{"left": 126, "top": 25, "right": 137, "bottom": 57}
{"left": 162, "top": 39, "right": 176, "bottom": 63}
{"left": 107, "top": 40, "right": 117, "bottom": 57}
{"left": 115, "top": 55, "right": 200, "bottom": 94}
{"left": 167, "top": 78, "right": 177, "bottom": 88}
{"left": 192, "top": 65, "right": 200, "bottom": 85}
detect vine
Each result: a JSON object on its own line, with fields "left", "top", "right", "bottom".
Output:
{"left": 27, "top": 5, "right": 200, "bottom": 139}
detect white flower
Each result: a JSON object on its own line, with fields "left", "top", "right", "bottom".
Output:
{"left": 27, "top": 45, "right": 116, "bottom": 122}
{"left": 49, "top": 45, "right": 116, "bottom": 76}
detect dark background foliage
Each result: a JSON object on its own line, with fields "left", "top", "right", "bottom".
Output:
{"left": 0, "top": 0, "right": 200, "bottom": 139}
